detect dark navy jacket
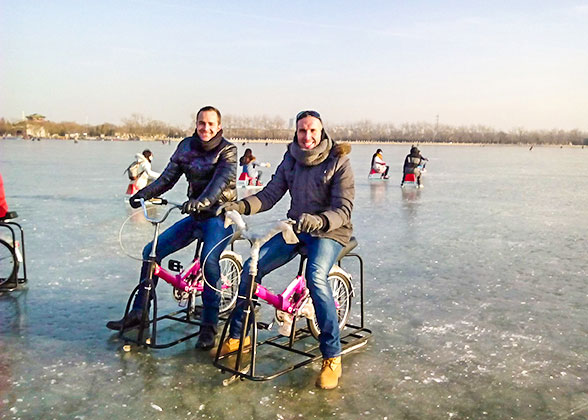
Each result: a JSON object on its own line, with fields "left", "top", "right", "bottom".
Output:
{"left": 139, "top": 135, "right": 237, "bottom": 220}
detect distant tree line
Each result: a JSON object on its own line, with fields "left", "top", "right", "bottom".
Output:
{"left": 329, "top": 121, "right": 588, "bottom": 145}
{"left": 208, "top": 114, "right": 588, "bottom": 145}
{"left": 221, "top": 114, "right": 291, "bottom": 140}
{"left": 1, "top": 114, "right": 587, "bottom": 145}
{"left": 0, "top": 114, "right": 185, "bottom": 139}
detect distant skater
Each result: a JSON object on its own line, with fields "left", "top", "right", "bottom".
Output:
{"left": 239, "top": 148, "right": 270, "bottom": 186}
{"left": 370, "top": 149, "right": 389, "bottom": 179}
{"left": 401, "top": 146, "right": 428, "bottom": 187}
{"left": 125, "top": 149, "right": 160, "bottom": 195}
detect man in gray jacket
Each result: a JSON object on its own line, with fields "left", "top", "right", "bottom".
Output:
{"left": 218, "top": 110, "right": 354, "bottom": 389}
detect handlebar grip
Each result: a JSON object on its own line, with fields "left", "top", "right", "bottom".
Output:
{"left": 152, "top": 197, "right": 168, "bottom": 205}
{"left": 132, "top": 197, "right": 170, "bottom": 209}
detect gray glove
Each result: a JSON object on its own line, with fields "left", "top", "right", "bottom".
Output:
{"left": 217, "top": 200, "right": 247, "bottom": 215}
{"left": 181, "top": 199, "right": 208, "bottom": 214}
{"left": 295, "top": 213, "right": 324, "bottom": 233}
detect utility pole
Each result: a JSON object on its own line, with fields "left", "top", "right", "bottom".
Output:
{"left": 434, "top": 114, "right": 439, "bottom": 142}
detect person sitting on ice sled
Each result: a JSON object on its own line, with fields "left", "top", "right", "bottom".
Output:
{"left": 109, "top": 106, "right": 237, "bottom": 351}
{"left": 125, "top": 149, "right": 160, "bottom": 195}
{"left": 239, "top": 148, "right": 270, "bottom": 186}
{"left": 401, "top": 146, "right": 428, "bottom": 187}
{"left": 217, "top": 110, "right": 354, "bottom": 390}
{"left": 370, "top": 148, "right": 389, "bottom": 179}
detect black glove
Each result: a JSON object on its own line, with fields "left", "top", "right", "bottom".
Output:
{"left": 181, "top": 199, "right": 208, "bottom": 214}
{"left": 216, "top": 200, "right": 247, "bottom": 216}
{"left": 129, "top": 192, "right": 145, "bottom": 208}
{"left": 295, "top": 213, "right": 324, "bottom": 233}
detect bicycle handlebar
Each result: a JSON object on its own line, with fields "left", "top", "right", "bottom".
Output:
{"left": 224, "top": 210, "right": 298, "bottom": 246}
{"left": 224, "top": 210, "right": 299, "bottom": 278}
{"left": 137, "top": 198, "right": 184, "bottom": 224}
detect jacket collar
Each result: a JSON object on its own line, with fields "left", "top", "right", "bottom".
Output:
{"left": 192, "top": 129, "right": 224, "bottom": 152}
{"left": 289, "top": 130, "right": 332, "bottom": 166}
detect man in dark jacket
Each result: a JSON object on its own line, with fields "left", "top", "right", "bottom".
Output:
{"left": 401, "top": 145, "right": 428, "bottom": 187}
{"left": 106, "top": 106, "right": 237, "bottom": 350}
{"left": 217, "top": 110, "right": 354, "bottom": 389}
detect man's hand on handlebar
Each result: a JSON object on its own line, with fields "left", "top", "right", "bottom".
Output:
{"left": 181, "top": 199, "right": 209, "bottom": 214}
{"left": 216, "top": 200, "right": 246, "bottom": 216}
{"left": 129, "top": 192, "right": 146, "bottom": 208}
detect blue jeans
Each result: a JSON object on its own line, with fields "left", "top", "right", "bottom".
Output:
{"left": 133, "top": 215, "right": 233, "bottom": 327}
{"left": 229, "top": 232, "right": 343, "bottom": 359}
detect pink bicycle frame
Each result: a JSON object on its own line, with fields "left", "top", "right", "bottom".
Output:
{"left": 254, "top": 275, "right": 309, "bottom": 314}
{"left": 153, "top": 259, "right": 203, "bottom": 293}
{"left": 254, "top": 275, "right": 341, "bottom": 314}
{"left": 152, "top": 258, "right": 233, "bottom": 294}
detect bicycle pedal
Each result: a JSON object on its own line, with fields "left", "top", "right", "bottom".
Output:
{"left": 167, "top": 259, "right": 183, "bottom": 272}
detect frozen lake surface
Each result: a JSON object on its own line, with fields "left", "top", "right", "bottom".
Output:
{"left": 1, "top": 138, "right": 587, "bottom": 419}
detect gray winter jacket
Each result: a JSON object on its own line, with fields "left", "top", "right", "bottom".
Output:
{"left": 245, "top": 137, "right": 354, "bottom": 245}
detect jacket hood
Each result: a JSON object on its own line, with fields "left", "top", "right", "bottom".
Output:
{"left": 333, "top": 142, "right": 351, "bottom": 157}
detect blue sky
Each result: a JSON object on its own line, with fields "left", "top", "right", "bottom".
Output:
{"left": 1, "top": 0, "right": 587, "bottom": 131}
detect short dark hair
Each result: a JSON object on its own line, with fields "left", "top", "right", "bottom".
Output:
{"left": 142, "top": 149, "right": 152, "bottom": 159}
{"left": 197, "top": 106, "right": 222, "bottom": 124}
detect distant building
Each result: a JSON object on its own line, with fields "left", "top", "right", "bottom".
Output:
{"left": 25, "top": 113, "right": 46, "bottom": 122}
{"left": 23, "top": 113, "right": 48, "bottom": 138}
{"left": 26, "top": 123, "right": 47, "bottom": 138}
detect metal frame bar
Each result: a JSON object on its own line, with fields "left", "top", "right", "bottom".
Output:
{"left": 116, "top": 238, "right": 223, "bottom": 349}
{"left": 213, "top": 251, "right": 371, "bottom": 383}
{"left": 0, "top": 220, "right": 28, "bottom": 291}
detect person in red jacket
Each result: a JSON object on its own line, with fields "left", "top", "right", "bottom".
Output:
{"left": 0, "top": 172, "right": 10, "bottom": 219}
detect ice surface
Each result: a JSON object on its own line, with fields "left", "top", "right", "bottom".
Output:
{"left": 0, "top": 139, "right": 587, "bottom": 419}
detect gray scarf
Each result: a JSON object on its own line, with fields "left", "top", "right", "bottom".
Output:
{"left": 289, "top": 131, "right": 332, "bottom": 166}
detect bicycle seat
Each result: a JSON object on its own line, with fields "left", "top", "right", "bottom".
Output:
{"left": 298, "top": 236, "right": 358, "bottom": 262}
{"left": 0, "top": 211, "right": 18, "bottom": 221}
{"left": 336, "top": 236, "right": 358, "bottom": 261}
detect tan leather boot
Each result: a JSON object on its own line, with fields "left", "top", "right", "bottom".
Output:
{"left": 315, "top": 356, "right": 342, "bottom": 389}
{"left": 210, "top": 336, "right": 251, "bottom": 357}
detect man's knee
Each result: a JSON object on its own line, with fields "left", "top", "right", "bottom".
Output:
{"left": 306, "top": 265, "right": 330, "bottom": 300}
{"left": 306, "top": 262, "right": 331, "bottom": 288}
{"left": 203, "top": 260, "right": 221, "bottom": 281}
{"left": 142, "top": 244, "right": 152, "bottom": 259}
